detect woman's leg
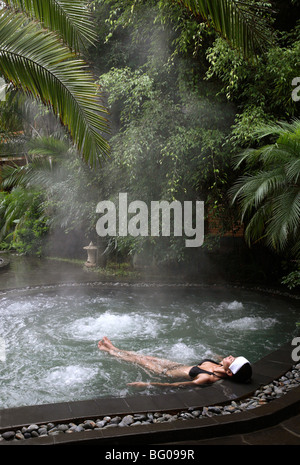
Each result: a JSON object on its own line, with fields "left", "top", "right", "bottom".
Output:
{"left": 98, "top": 337, "right": 183, "bottom": 375}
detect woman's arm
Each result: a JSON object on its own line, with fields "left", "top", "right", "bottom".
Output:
{"left": 128, "top": 375, "right": 211, "bottom": 388}
{"left": 128, "top": 381, "right": 194, "bottom": 388}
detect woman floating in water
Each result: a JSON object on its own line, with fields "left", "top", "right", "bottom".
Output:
{"left": 98, "top": 337, "right": 252, "bottom": 388}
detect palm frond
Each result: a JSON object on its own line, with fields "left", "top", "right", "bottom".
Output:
{"left": 3, "top": 0, "right": 96, "bottom": 52}
{"left": 231, "top": 119, "right": 300, "bottom": 257}
{"left": 250, "top": 119, "right": 300, "bottom": 141}
{"left": 0, "top": 10, "right": 110, "bottom": 166}
{"left": 178, "top": 0, "right": 274, "bottom": 58}
{"left": 243, "top": 204, "right": 270, "bottom": 245}
{"left": 1, "top": 136, "right": 71, "bottom": 189}
{"left": 265, "top": 190, "right": 300, "bottom": 253}
{"left": 27, "top": 136, "right": 70, "bottom": 158}
{"left": 230, "top": 169, "right": 286, "bottom": 216}
{"left": 286, "top": 156, "right": 300, "bottom": 184}
{"left": 232, "top": 120, "right": 300, "bottom": 170}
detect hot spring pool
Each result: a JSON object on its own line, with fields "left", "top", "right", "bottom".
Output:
{"left": 0, "top": 283, "right": 299, "bottom": 409}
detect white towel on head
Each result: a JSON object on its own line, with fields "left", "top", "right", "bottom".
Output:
{"left": 229, "top": 356, "right": 250, "bottom": 374}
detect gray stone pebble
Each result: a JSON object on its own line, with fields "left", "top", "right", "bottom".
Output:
{"left": 1, "top": 363, "right": 299, "bottom": 441}
{"left": 2, "top": 431, "right": 15, "bottom": 440}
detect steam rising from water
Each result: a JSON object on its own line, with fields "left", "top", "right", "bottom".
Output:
{"left": 0, "top": 285, "right": 298, "bottom": 409}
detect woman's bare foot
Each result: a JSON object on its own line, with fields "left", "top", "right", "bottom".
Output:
{"left": 103, "top": 337, "right": 116, "bottom": 349}
{"left": 98, "top": 340, "right": 105, "bottom": 350}
{"left": 98, "top": 339, "right": 109, "bottom": 351}
{"left": 98, "top": 337, "right": 116, "bottom": 351}
{"left": 103, "top": 337, "right": 112, "bottom": 345}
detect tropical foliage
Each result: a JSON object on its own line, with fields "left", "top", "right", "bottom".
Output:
{"left": 177, "top": 0, "right": 274, "bottom": 58}
{"left": 230, "top": 120, "right": 300, "bottom": 259}
{"left": 0, "top": 0, "right": 299, "bottom": 286}
{"left": 0, "top": 0, "right": 110, "bottom": 166}
{"left": 0, "top": 187, "right": 49, "bottom": 255}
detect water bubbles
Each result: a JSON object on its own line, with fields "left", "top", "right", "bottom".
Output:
{"left": 67, "top": 311, "right": 162, "bottom": 341}
{"left": 202, "top": 301, "right": 278, "bottom": 332}
{"left": 0, "top": 300, "right": 35, "bottom": 316}
{"left": 223, "top": 316, "right": 278, "bottom": 331}
{"left": 215, "top": 300, "right": 244, "bottom": 311}
{"left": 227, "top": 301, "right": 244, "bottom": 310}
{"left": 167, "top": 342, "right": 197, "bottom": 361}
{"left": 44, "top": 365, "right": 97, "bottom": 387}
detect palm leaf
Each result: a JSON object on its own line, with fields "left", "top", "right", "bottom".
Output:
{"left": 27, "top": 136, "right": 70, "bottom": 158}
{"left": 254, "top": 119, "right": 300, "bottom": 140}
{"left": 0, "top": 10, "right": 110, "bottom": 166}
{"left": 178, "top": 0, "right": 274, "bottom": 58}
{"left": 1, "top": 136, "right": 70, "bottom": 189}
{"left": 243, "top": 203, "right": 270, "bottom": 245}
{"left": 3, "top": 0, "right": 96, "bottom": 52}
{"left": 270, "top": 190, "right": 300, "bottom": 237}
{"left": 231, "top": 119, "right": 300, "bottom": 257}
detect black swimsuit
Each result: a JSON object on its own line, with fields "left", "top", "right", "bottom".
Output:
{"left": 189, "top": 359, "right": 222, "bottom": 379}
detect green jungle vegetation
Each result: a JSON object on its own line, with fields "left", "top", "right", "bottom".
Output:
{"left": 0, "top": 0, "right": 299, "bottom": 288}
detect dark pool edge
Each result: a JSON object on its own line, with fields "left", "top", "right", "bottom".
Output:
{"left": 0, "top": 277, "right": 299, "bottom": 300}
{"left": 19, "top": 386, "right": 300, "bottom": 446}
{"left": 0, "top": 341, "right": 298, "bottom": 445}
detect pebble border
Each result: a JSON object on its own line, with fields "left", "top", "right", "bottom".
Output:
{"left": 1, "top": 363, "right": 299, "bottom": 442}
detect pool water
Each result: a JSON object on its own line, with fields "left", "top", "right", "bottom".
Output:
{"left": 0, "top": 284, "right": 299, "bottom": 409}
